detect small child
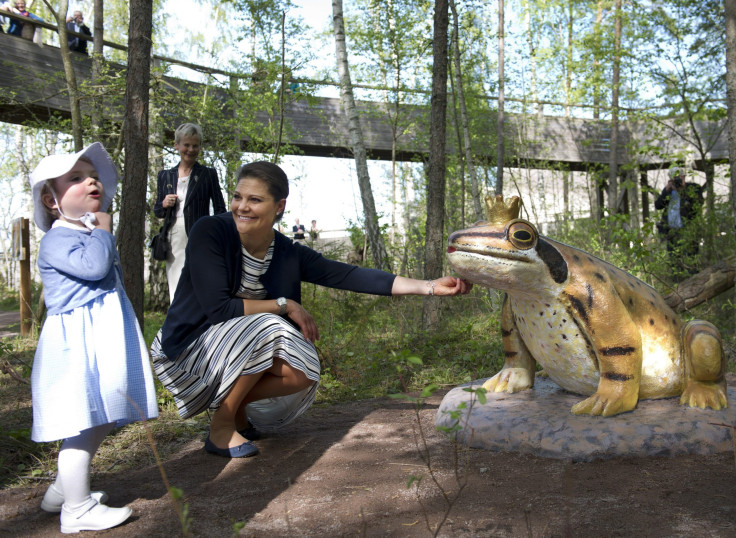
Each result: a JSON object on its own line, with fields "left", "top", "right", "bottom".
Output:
{"left": 28, "top": 142, "right": 158, "bottom": 534}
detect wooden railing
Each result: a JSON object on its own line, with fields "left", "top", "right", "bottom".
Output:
{"left": 0, "top": 13, "right": 728, "bottom": 170}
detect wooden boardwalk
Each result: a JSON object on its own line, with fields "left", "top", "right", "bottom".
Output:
{"left": 0, "top": 32, "right": 727, "bottom": 170}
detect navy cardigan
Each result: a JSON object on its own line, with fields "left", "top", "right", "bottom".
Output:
{"left": 153, "top": 161, "right": 227, "bottom": 236}
{"left": 160, "top": 212, "right": 396, "bottom": 359}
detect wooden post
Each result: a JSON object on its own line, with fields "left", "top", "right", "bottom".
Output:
{"left": 13, "top": 218, "right": 32, "bottom": 336}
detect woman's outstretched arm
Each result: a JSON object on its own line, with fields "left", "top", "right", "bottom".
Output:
{"left": 390, "top": 276, "right": 473, "bottom": 297}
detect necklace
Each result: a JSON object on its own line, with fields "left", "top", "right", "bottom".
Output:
{"left": 179, "top": 164, "right": 193, "bottom": 178}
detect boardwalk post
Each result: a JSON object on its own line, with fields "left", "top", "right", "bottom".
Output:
{"left": 12, "top": 218, "right": 32, "bottom": 336}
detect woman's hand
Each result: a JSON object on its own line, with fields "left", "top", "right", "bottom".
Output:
{"left": 286, "top": 299, "right": 320, "bottom": 343}
{"left": 163, "top": 194, "right": 178, "bottom": 209}
{"left": 428, "top": 276, "right": 473, "bottom": 296}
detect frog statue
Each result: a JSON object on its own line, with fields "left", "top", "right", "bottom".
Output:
{"left": 446, "top": 195, "right": 727, "bottom": 417}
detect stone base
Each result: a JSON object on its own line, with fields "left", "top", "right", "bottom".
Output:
{"left": 436, "top": 377, "right": 736, "bottom": 462}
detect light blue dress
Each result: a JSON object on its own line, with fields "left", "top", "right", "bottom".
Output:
{"left": 31, "top": 221, "right": 158, "bottom": 442}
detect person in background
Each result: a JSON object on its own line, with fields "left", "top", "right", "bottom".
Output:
{"left": 654, "top": 166, "right": 704, "bottom": 276}
{"left": 1, "top": 0, "right": 43, "bottom": 40}
{"left": 28, "top": 143, "right": 158, "bottom": 533}
{"left": 150, "top": 161, "right": 472, "bottom": 459}
{"left": 309, "top": 219, "right": 319, "bottom": 240}
{"left": 292, "top": 217, "right": 305, "bottom": 242}
{"left": 66, "top": 9, "right": 91, "bottom": 54}
{"left": 153, "top": 123, "right": 226, "bottom": 303}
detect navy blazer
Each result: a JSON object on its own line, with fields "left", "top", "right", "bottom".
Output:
{"left": 153, "top": 161, "right": 227, "bottom": 236}
{"left": 160, "top": 212, "right": 396, "bottom": 359}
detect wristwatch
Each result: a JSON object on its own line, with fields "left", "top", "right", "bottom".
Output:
{"left": 276, "top": 297, "right": 287, "bottom": 316}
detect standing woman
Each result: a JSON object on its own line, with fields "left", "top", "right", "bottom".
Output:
{"left": 153, "top": 123, "right": 226, "bottom": 302}
{"left": 150, "top": 161, "right": 472, "bottom": 459}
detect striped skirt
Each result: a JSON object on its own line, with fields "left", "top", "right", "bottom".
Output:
{"left": 151, "top": 313, "right": 320, "bottom": 430}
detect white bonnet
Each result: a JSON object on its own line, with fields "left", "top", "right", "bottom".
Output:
{"left": 29, "top": 142, "right": 118, "bottom": 232}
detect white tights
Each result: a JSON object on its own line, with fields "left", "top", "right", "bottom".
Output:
{"left": 53, "top": 423, "right": 115, "bottom": 510}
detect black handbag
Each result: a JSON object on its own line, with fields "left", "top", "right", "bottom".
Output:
{"left": 150, "top": 207, "right": 174, "bottom": 261}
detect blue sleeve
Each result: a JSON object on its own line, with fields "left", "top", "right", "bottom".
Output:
{"left": 298, "top": 244, "right": 396, "bottom": 295}
{"left": 186, "top": 217, "right": 244, "bottom": 323}
{"left": 40, "top": 228, "right": 115, "bottom": 282}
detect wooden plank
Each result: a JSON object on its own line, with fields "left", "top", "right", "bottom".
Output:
{"left": 0, "top": 32, "right": 727, "bottom": 169}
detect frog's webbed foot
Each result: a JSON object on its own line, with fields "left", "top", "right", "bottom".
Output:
{"left": 483, "top": 368, "right": 534, "bottom": 394}
{"left": 571, "top": 390, "right": 637, "bottom": 417}
{"left": 680, "top": 320, "right": 727, "bottom": 410}
{"left": 680, "top": 379, "right": 728, "bottom": 410}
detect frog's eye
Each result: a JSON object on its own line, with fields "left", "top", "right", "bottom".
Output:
{"left": 507, "top": 221, "right": 537, "bottom": 250}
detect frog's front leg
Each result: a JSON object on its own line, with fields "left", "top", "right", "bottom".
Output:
{"left": 483, "top": 294, "right": 536, "bottom": 394}
{"left": 680, "top": 320, "right": 728, "bottom": 410}
{"left": 568, "top": 287, "right": 642, "bottom": 417}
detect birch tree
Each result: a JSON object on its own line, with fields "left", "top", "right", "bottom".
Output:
{"left": 607, "top": 0, "right": 622, "bottom": 218}
{"left": 41, "top": 0, "right": 83, "bottom": 151}
{"left": 332, "top": 0, "right": 389, "bottom": 271}
{"left": 495, "top": 0, "right": 505, "bottom": 195}
{"left": 449, "top": 0, "right": 483, "bottom": 222}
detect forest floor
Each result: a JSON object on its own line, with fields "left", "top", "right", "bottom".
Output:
{"left": 1, "top": 382, "right": 736, "bottom": 537}
{"left": 2, "top": 311, "right": 736, "bottom": 536}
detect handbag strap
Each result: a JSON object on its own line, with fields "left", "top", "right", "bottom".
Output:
{"left": 161, "top": 205, "right": 175, "bottom": 234}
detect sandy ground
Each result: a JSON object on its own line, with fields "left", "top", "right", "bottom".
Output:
{"left": 2, "top": 311, "right": 736, "bottom": 536}
{"left": 1, "top": 388, "right": 736, "bottom": 537}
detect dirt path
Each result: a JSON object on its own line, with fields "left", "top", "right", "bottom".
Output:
{"left": 2, "top": 386, "right": 736, "bottom": 537}
{"left": 0, "top": 310, "right": 20, "bottom": 338}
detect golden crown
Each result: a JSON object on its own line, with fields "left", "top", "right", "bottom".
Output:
{"left": 485, "top": 195, "right": 521, "bottom": 224}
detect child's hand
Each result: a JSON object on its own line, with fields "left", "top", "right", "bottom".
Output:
{"left": 94, "top": 212, "right": 112, "bottom": 232}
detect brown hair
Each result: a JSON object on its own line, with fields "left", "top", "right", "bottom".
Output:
{"left": 39, "top": 181, "right": 59, "bottom": 225}
{"left": 236, "top": 161, "right": 289, "bottom": 222}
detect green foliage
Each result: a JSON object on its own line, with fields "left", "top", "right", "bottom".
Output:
{"left": 0, "top": 287, "right": 19, "bottom": 310}
{"left": 306, "top": 285, "right": 504, "bottom": 404}
{"left": 168, "top": 486, "right": 192, "bottom": 534}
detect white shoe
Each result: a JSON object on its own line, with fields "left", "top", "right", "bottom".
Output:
{"left": 40, "top": 483, "right": 109, "bottom": 513}
{"left": 60, "top": 499, "right": 132, "bottom": 534}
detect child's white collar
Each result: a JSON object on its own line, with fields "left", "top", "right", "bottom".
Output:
{"left": 52, "top": 220, "right": 93, "bottom": 233}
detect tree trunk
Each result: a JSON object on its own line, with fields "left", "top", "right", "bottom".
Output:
{"left": 607, "top": 0, "right": 622, "bottom": 219}
{"left": 495, "top": 0, "right": 505, "bottom": 195}
{"left": 522, "top": 0, "right": 542, "bottom": 117}
{"left": 118, "top": 0, "right": 153, "bottom": 326}
{"left": 449, "top": 0, "right": 482, "bottom": 222}
{"left": 592, "top": 1, "right": 604, "bottom": 120}
{"left": 332, "top": 0, "right": 389, "bottom": 271}
{"left": 664, "top": 255, "right": 735, "bottom": 313}
{"left": 42, "top": 0, "right": 83, "bottom": 151}
{"left": 725, "top": 0, "right": 736, "bottom": 334}
{"left": 702, "top": 160, "right": 716, "bottom": 263}
{"left": 422, "top": 0, "right": 449, "bottom": 329}
{"left": 91, "top": 0, "right": 104, "bottom": 139}
{"left": 640, "top": 171, "right": 649, "bottom": 221}
{"left": 147, "top": 98, "right": 168, "bottom": 312}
